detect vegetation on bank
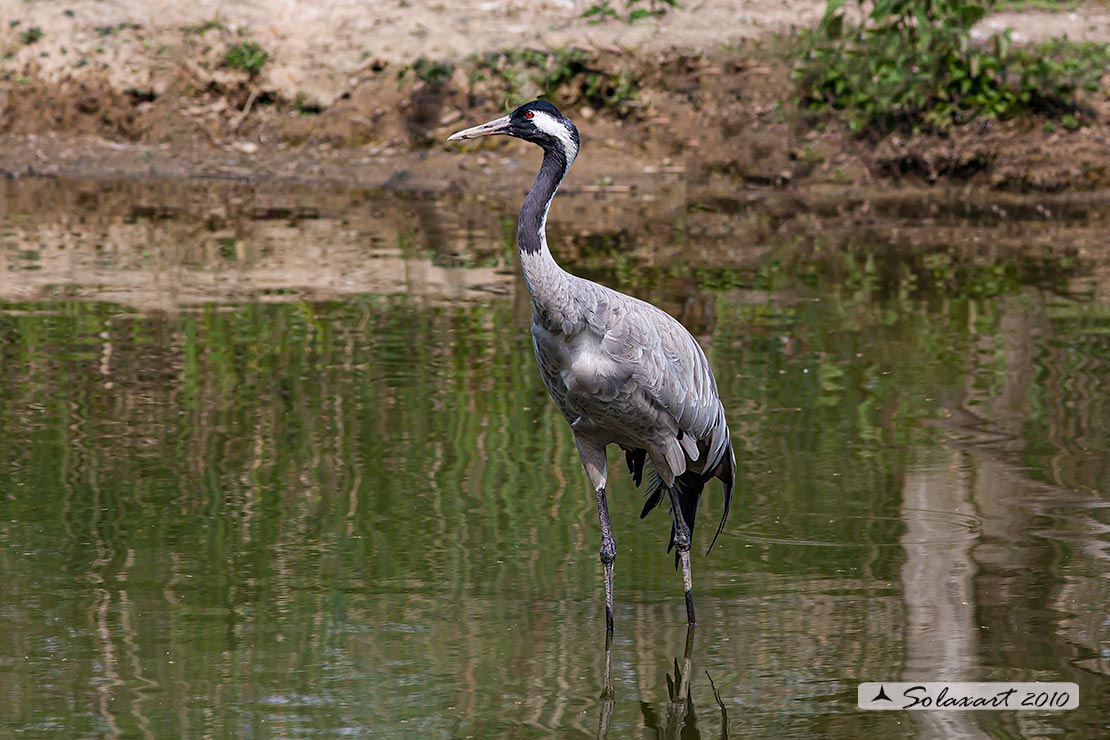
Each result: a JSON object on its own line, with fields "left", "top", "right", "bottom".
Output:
{"left": 223, "top": 41, "right": 269, "bottom": 77}
{"left": 582, "top": 0, "right": 682, "bottom": 24}
{"left": 0, "top": 1, "right": 1107, "bottom": 189}
{"left": 406, "top": 0, "right": 1108, "bottom": 138}
{"left": 459, "top": 48, "right": 638, "bottom": 111}
{"left": 795, "top": 0, "right": 1109, "bottom": 133}
{"left": 398, "top": 47, "right": 639, "bottom": 117}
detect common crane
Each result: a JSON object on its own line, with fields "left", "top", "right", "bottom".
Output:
{"left": 448, "top": 100, "right": 734, "bottom": 630}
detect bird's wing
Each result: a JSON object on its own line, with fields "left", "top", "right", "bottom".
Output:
{"left": 597, "top": 289, "right": 730, "bottom": 472}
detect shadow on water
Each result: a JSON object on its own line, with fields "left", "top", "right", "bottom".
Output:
{"left": 0, "top": 175, "right": 1107, "bottom": 738}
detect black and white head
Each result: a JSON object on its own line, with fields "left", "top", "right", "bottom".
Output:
{"left": 448, "top": 100, "right": 579, "bottom": 163}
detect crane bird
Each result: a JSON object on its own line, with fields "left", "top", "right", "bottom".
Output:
{"left": 448, "top": 101, "right": 734, "bottom": 630}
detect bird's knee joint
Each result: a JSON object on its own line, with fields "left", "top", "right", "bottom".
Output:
{"left": 599, "top": 539, "right": 616, "bottom": 564}
{"left": 673, "top": 530, "right": 691, "bottom": 552}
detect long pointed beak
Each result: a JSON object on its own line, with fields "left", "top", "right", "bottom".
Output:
{"left": 447, "top": 114, "right": 512, "bottom": 141}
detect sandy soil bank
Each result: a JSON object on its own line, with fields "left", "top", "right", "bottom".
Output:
{"left": 1, "top": 1, "right": 828, "bottom": 106}
{"left": 0, "top": 1, "right": 1108, "bottom": 193}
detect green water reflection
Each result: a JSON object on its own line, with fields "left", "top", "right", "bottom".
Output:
{"left": 0, "top": 181, "right": 1107, "bottom": 739}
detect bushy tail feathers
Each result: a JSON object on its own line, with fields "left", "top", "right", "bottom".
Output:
{"left": 639, "top": 437, "right": 735, "bottom": 568}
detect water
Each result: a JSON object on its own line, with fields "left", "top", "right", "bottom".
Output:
{"left": 0, "top": 176, "right": 1107, "bottom": 738}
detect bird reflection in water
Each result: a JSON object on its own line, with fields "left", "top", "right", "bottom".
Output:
{"left": 596, "top": 629, "right": 729, "bottom": 740}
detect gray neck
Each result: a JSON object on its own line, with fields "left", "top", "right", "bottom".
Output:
{"left": 518, "top": 146, "right": 569, "bottom": 255}
{"left": 517, "top": 146, "right": 574, "bottom": 312}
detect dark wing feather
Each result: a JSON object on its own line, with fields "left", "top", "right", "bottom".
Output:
{"left": 706, "top": 437, "right": 735, "bottom": 555}
{"left": 641, "top": 437, "right": 734, "bottom": 564}
{"left": 625, "top": 448, "right": 646, "bottom": 487}
{"left": 640, "top": 473, "right": 665, "bottom": 519}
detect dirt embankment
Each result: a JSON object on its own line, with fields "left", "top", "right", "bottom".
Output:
{"left": 1, "top": 1, "right": 1109, "bottom": 193}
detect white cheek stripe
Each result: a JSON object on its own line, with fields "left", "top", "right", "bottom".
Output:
{"left": 531, "top": 111, "right": 578, "bottom": 164}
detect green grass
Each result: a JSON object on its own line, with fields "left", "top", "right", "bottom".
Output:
{"left": 582, "top": 0, "right": 682, "bottom": 23}
{"left": 412, "top": 57, "right": 453, "bottom": 86}
{"left": 20, "top": 26, "right": 44, "bottom": 45}
{"left": 223, "top": 41, "right": 269, "bottom": 76}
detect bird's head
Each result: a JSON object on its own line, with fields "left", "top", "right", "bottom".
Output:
{"left": 448, "top": 100, "right": 579, "bottom": 160}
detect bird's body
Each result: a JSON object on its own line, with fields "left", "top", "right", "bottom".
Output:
{"left": 530, "top": 277, "right": 729, "bottom": 491}
{"left": 449, "top": 101, "right": 734, "bottom": 630}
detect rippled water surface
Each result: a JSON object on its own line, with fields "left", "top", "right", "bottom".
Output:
{"left": 0, "top": 177, "right": 1107, "bottom": 738}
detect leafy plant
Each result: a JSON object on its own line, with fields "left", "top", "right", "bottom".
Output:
{"left": 467, "top": 48, "right": 638, "bottom": 110}
{"left": 95, "top": 22, "right": 139, "bottom": 37}
{"left": 583, "top": 0, "right": 681, "bottom": 23}
{"left": 796, "top": 0, "right": 1109, "bottom": 133}
{"left": 223, "top": 41, "right": 269, "bottom": 76}
{"left": 184, "top": 18, "right": 227, "bottom": 36}
{"left": 412, "top": 57, "right": 454, "bottom": 86}
{"left": 627, "top": 0, "right": 682, "bottom": 22}
{"left": 582, "top": 1, "right": 619, "bottom": 22}
{"left": 20, "top": 26, "right": 44, "bottom": 45}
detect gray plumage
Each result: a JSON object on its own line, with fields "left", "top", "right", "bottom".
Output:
{"left": 449, "top": 100, "right": 735, "bottom": 630}
{"left": 531, "top": 280, "right": 730, "bottom": 483}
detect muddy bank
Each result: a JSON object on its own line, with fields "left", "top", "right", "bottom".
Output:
{"left": 1, "top": 2, "right": 1109, "bottom": 194}
{"left": 3, "top": 45, "right": 1110, "bottom": 195}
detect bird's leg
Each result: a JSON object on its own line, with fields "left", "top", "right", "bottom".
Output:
{"left": 575, "top": 436, "right": 615, "bottom": 631}
{"left": 596, "top": 486, "right": 616, "bottom": 631}
{"left": 667, "top": 487, "right": 696, "bottom": 626}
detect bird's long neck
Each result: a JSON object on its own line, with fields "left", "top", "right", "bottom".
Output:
{"left": 518, "top": 144, "right": 575, "bottom": 314}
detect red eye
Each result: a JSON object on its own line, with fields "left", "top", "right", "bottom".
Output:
{"left": 524, "top": 111, "right": 534, "bottom": 119}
